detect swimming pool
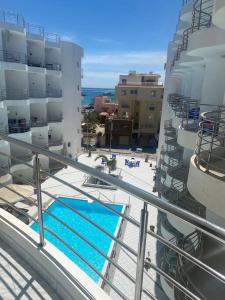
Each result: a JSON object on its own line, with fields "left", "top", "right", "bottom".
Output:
{"left": 31, "top": 197, "right": 123, "bottom": 282}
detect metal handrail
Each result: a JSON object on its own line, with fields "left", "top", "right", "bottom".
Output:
{"left": 1, "top": 134, "right": 225, "bottom": 299}
{"left": 195, "top": 106, "right": 225, "bottom": 178}
{"left": 26, "top": 23, "right": 44, "bottom": 37}
{"left": 0, "top": 9, "right": 25, "bottom": 27}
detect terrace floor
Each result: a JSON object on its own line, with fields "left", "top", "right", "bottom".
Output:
{"left": 0, "top": 237, "right": 59, "bottom": 300}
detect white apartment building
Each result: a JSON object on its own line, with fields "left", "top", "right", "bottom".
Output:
{"left": 0, "top": 10, "right": 83, "bottom": 183}
{"left": 156, "top": 0, "right": 225, "bottom": 298}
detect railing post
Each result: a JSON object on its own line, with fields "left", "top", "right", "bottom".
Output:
{"left": 34, "top": 153, "right": 45, "bottom": 246}
{"left": 135, "top": 202, "right": 148, "bottom": 300}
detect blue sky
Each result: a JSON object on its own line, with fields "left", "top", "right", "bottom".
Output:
{"left": 2, "top": 0, "right": 181, "bottom": 88}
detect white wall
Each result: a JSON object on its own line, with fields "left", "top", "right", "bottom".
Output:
{"left": 61, "top": 41, "right": 83, "bottom": 158}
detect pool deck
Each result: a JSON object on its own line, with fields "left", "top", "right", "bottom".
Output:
{"left": 2, "top": 152, "right": 167, "bottom": 299}
{"left": 40, "top": 153, "right": 166, "bottom": 299}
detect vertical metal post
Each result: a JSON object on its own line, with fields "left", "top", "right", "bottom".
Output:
{"left": 34, "top": 153, "right": 45, "bottom": 246}
{"left": 135, "top": 202, "right": 148, "bottom": 300}
{"left": 109, "top": 118, "right": 112, "bottom": 154}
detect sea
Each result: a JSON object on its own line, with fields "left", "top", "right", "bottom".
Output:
{"left": 81, "top": 87, "right": 115, "bottom": 106}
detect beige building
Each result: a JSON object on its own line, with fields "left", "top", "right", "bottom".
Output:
{"left": 116, "top": 71, "right": 164, "bottom": 147}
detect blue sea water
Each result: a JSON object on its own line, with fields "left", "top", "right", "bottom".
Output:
{"left": 82, "top": 87, "right": 115, "bottom": 106}
{"left": 31, "top": 198, "right": 123, "bottom": 282}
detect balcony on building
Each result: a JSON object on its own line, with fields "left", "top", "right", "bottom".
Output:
{"left": 48, "top": 123, "right": 63, "bottom": 148}
{"left": 46, "top": 74, "right": 62, "bottom": 98}
{"left": 45, "top": 32, "right": 61, "bottom": 48}
{"left": 45, "top": 43, "right": 61, "bottom": 72}
{"left": 26, "top": 23, "right": 44, "bottom": 41}
{"left": 8, "top": 105, "right": 30, "bottom": 135}
{"left": 27, "top": 30, "right": 45, "bottom": 71}
{"left": 188, "top": 106, "right": 225, "bottom": 219}
{"left": 30, "top": 102, "right": 47, "bottom": 128}
{"left": 0, "top": 27, "right": 27, "bottom": 68}
{"left": 0, "top": 10, "right": 25, "bottom": 32}
{"left": 28, "top": 71, "right": 46, "bottom": 98}
{"left": 47, "top": 102, "right": 63, "bottom": 123}
{"left": 5, "top": 70, "right": 28, "bottom": 100}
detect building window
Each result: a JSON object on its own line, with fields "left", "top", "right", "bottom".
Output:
{"left": 77, "top": 106, "right": 80, "bottom": 112}
{"left": 134, "top": 90, "right": 138, "bottom": 94}
{"left": 122, "top": 79, "right": 127, "bottom": 84}
{"left": 77, "top": 129, "right": 80, "bottom": 134}
{"left": 150, "top": 90, "right": 156, "bottom": 97}
{"left": 77, "top": 85, "right": 80, "bottom": 91}
{"left": 130, "top": 90, "right": 134, "bottom": 95}
{"left": 149, "top": 106, "right": 155, "bottom": 111}
{"left": 122, "top": 90, "right": 127, "bottom": 95}
{"left": 68, "top": 142, "right": 71, "bottom": 147}
{"left": 77, "top": 62, "right": 80, "bottom": 68}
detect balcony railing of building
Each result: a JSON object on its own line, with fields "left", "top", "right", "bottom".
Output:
{"left": 0, "top": 9, "right": 25, "bottom": 27}
{"left": 31, "top": 118, "right": 48, "bottom": 128}
{"left": 29, "top": 88, "right": 46, "bottom": 98}
{"left": 8, "top": 119, "right": 30, "bottom": 134}
{"left": 182, "top": 0, "right": 193, "bottom": 6}
{"left": 5, "top": 88, "right": 29, "bottom": 100}
{"left": 0, "top": 49, "right": 27, "bottom": 64}
{"left": 1, "top": 134, "right": 225, "bottom": 300}
{"left": 118, "top": 82, "right": 164, "bottom": 87}
{"left": 45, "top": 63, "right": 62, "bottom": 71}
{"left": 10, "top": 152, "right": 33, "bottom": 166}
{"left": 48, "top": 114, "right": 63, "bottom": 123}
{"left": 0, "top": 89, "right": 6, "bottom": 101}
{"left": 46, "top": 88, "right": 62, "bottom": 98}
{"left": 26, "top": 23, "right": 44, "bottom": 37}
{"left": 174, "top": 0, "right": 213, "bottom": 66}
{"left": 195, "top": 106, "right": 225, "bottom": 179}
{"left": 48, "top": 138, "right": 63, "bottom": 147}
{"left": 45, "top": 32, "right": 61, "bottom": 44}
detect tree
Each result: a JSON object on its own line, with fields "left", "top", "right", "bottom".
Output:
{"left": 95, "top": 155, "right": 117, "bottom": 174}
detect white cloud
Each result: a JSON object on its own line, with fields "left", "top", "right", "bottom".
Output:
{"left": 82, "top": 50, "right": 166, "bottom": 88}
{"left": 83, "top": 50, "right": 166, "bottom": 66}
{"left": 92, "top": 37, "right": 122, "bottom": 45}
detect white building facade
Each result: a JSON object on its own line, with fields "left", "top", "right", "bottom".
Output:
{"left": 156, "top": 0, "right": 225, "bottom": 298}
{"left": 0, "top": 10, "right": 83, "bottom": 182}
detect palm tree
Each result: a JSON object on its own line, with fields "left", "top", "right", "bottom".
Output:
{"left": 95, "top": 155, "right": 117, "bottom": 174}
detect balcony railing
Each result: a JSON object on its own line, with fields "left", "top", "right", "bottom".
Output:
{"left": 195, "top": 106, "right": 225, "bottom": 179}
{"left": 8, "top": 120, "right": 30, "bottom": 134}
{"left": 29, "top": 88, "right": 46, "bottom": 98}
{"left": 173, "top": 0, "right": 213, "bottom": 67}
{"left": 6, "top": 88, "right": 29, "bottom": 100}
{"left": 31, "top": 119, "right": 48, "bottom": 127}
{"left": 27, "top": 57, "right": 45, "bottom": 68}
{"left": 0, "top": 134, "right": 225, "bottom": 300}
{"left": 0, "top": 49, "right": 27, "bottom": 64}
{"left": 46, "top": 89, "right": 62, "bottom": 98}
{"left": 45, "top": 32, "right": 61, "bottom": 44}
{"left": 45, "top": 63, "right": 61, "bottom": 71}
{"left": 11, "top": 152, "right": 33, "bottom": 166}
{"left": 0, "top": 89, "right": 6, "bottom": 101}
{"left": 48, "top": 139, "right": 63, "bottom": 146}
{"left": 0, "top": 9, "right": 25, "bottom": 27}
{"left": 26, "top": 23, "right": 44, "bottom": 37}
{"left": 48, "top": 116, "right": 63, "bottom": 123}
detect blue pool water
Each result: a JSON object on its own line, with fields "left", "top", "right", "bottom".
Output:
{"left": 31, "top": 198, "right": 123, "bottom": 282}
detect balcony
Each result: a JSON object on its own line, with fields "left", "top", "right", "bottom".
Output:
{"left": 0, "top": 89, "right": 6, "bottom": 101}
{"left": 45, "top": 63, "right": 61, "bottom": 71}
{"left": 0, "top": 9, "right": 25, "bottom": 29}
{"left": 8, "top": 119, "right": 30, "bottom": 134}
{"left": 26, "top": 23, "right": 44, "bottom": 39}
{"left": 29, "top": 88, "right": 46, "bottom": 99}
{"left": 10, "top": 152, "right": 33, "bottom": 166}
{"left": 0, "top": 49, "right": 27, "bottom": 65}
{"left": 48, "top": 139, "right": 63, "bottom": 147}
{"left": 46, "top": 89, "right": 62, "bottom": 98}
{"left": 48, "top": 115, "right": 63, "bottom": 123}
{"left": 45, "top": 32, "right": 61, "bottom": 45}
{"left": 188, "top": 106, "right": 225, "bottom": 218}
{"left": 6, "top": 88, "right": 28, "bottom": 100}
{"left": 31, "top": 118, "right": 47, "bottom": 128}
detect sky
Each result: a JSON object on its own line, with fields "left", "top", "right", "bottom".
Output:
{"left": 2, "top": 0, "right": 181, "bottom": 88}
